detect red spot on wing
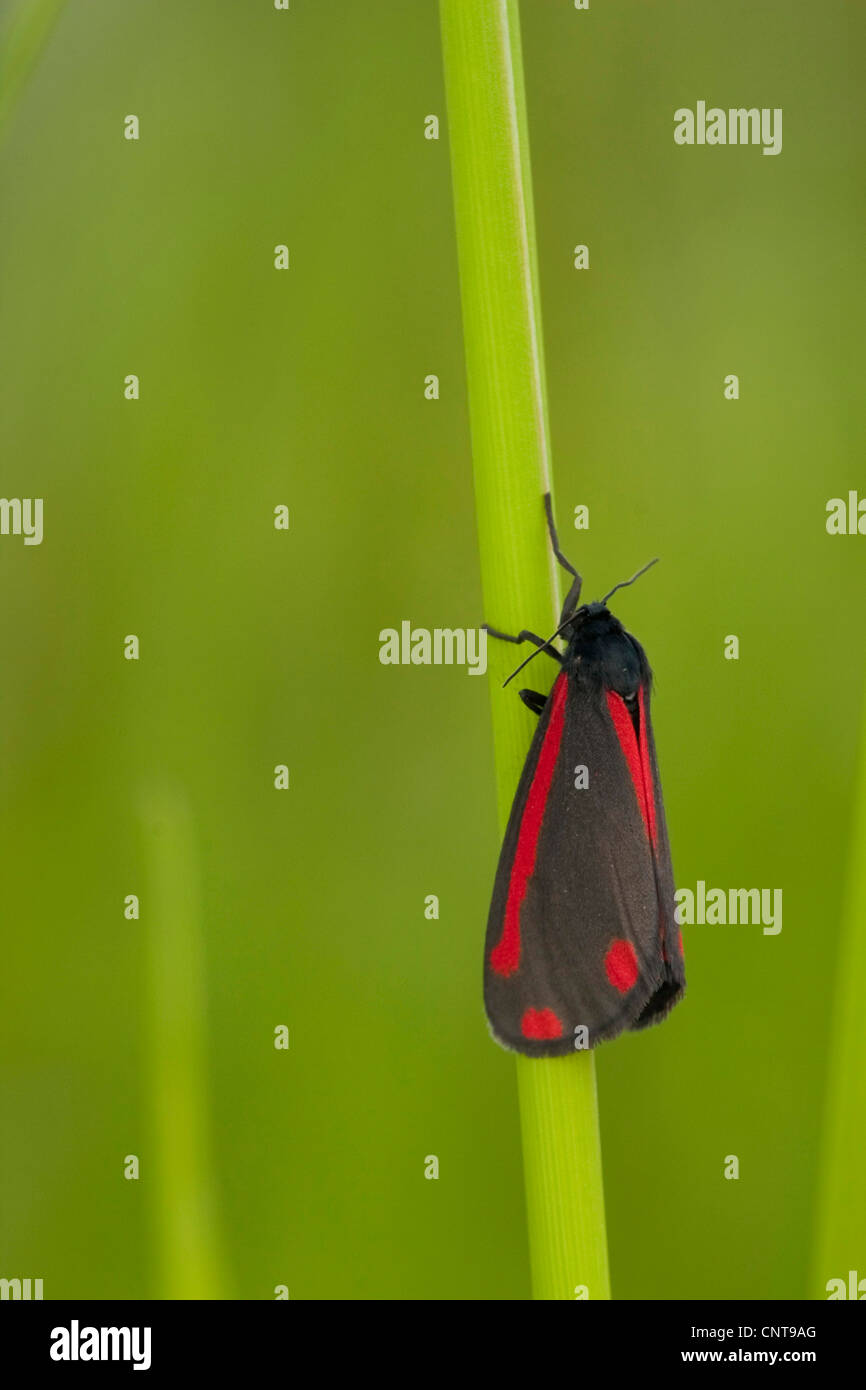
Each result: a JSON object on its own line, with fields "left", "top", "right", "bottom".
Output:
{"left": 605, "top": 939, "right": 639, "bottom": 993}
{"left": 490, "top": 674, "right": 568, "bottom": 977}
{"left": 605, "top": 687, "right": 657, "bottom": 846}
{"left": 521, "top": 1008, "right": 564, "bottom": 1040}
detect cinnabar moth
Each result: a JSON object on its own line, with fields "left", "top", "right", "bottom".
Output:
{"left": 483, "top": 494, "right": 685, "bottom": 1057}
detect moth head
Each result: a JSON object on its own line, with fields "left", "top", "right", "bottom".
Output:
{"left": 561, "top": 600, "right": 617, "bottom": 642}
{"left": 500, "top": 562, "right": 658, "bottom": 690}
{"left": 571, "top": 600, "right": 608, "bottom": 625}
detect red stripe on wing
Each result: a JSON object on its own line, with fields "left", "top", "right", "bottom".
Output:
{"left": 489, "top": 674, "right": 568, "bottom": 977}
{"left": 637, "top": 687, "right": 657, "bottom": 846}
{"left": 606, "top": 686, "right": 657, "bottom": 847}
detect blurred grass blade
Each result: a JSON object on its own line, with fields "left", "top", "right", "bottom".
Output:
{"left": 439, "top": 0, "right": 611, "bottom": 1300}
{"left": 0, "top": 0, "right": 67, "bottom": 143}
{"left": 140, "top": 782, "right": 230, "bottom": 1299}
{"left": 812, "top": 696, "right": 866, "bottom": 1297}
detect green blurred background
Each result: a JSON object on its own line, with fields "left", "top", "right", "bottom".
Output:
{"left": 0, "top": 0, "right": 863, "bottom": 1299}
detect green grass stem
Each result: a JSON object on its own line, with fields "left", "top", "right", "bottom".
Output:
{"left": 812, "top": 696, "right": 866, "bottom": 1297}
{"left": 140, "top": 782, "right": 230, "bottom": 1299}
{"left": 439, "top": 0, "right": 611, "bottom": 1300}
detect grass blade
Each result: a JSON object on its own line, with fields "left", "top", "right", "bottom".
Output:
{"left": 0, "top": 0, "right": 68, "bottom": 144}
{"left": 140, "top": 782, "right": 230, "bottom": 1299}
{"left": 812, "top": 698, "right": 866, "bottom": 1297}
{"left": 439, "top": 0, "right": 611, "bottom": 1300}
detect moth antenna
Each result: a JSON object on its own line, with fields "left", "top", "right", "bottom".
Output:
{"left": 600, "top": 557, "right": 659, "bottom": 606}
{"left": 502, "top": 613, "right": 575, "bottom": 688}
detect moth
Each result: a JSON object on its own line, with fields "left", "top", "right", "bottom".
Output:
{"left": 483, "top": 494, "right": 685, "bottom": 1057}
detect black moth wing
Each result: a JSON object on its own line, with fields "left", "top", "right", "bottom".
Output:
{"left": 483, "top": 670, "right": 684, "bottom": 1058}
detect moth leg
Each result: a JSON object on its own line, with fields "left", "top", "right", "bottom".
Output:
{"left": 519, "top": 688, "right": 548, "bottom": 716}
{"left": 543, "top": 492, "right": 580, "bottom": 578}
{"left": 483, "top": 624, "right": 562, "bottom": 662}
{"left": 543, "top": 491, "right": 583, "bottom": 617}
{"left": 558, "top": 574, "right": 583, "bottom": 624}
